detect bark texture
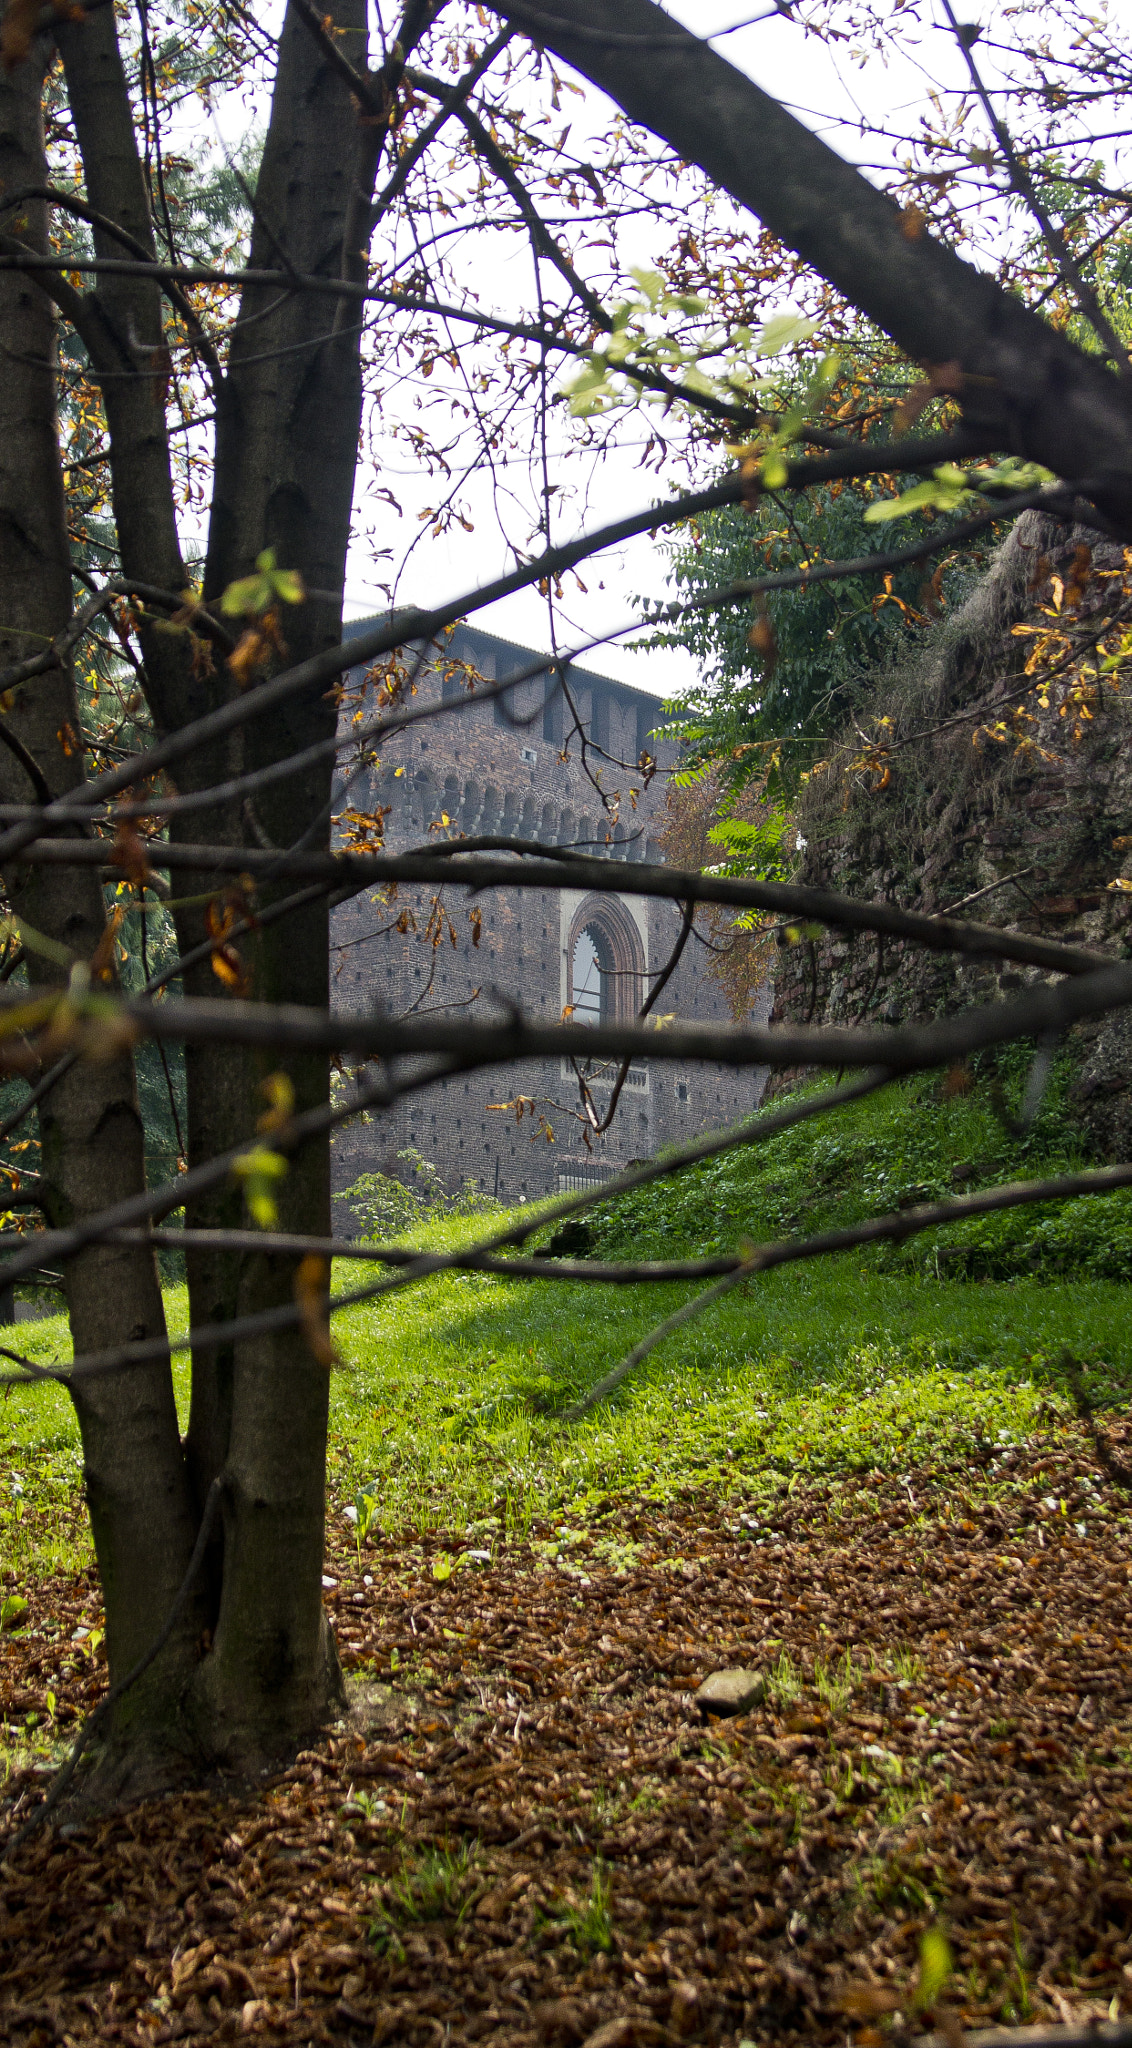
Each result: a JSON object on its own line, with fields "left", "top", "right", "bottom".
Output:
{"left": 0, "top": 49, "right": 198, "bottom": 1751}
{"left": 188, "top": 0, "right": 377, "bottom": 1756}
{"left": 55, "top": 0, "right": 395, "bottom": 1765}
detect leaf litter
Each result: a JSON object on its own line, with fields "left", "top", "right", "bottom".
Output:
{"left": 3, "top": 1424, "right": 1132, "bottom": 2046}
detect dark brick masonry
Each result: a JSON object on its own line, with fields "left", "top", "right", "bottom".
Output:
{"left": 766, "top": 515, "right": 1132, "bottom": 1156}
{"left": 330, "top": 622, "right": 767, "bottom": 1204}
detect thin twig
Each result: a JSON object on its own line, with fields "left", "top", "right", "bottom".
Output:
{"left": 370, "top": 32, "right": 514, "bottom": 225}
{"left": 561, "top": 1260, "right": 755, "bottom": 1420}
{"left": 940, "top": 0, "right": 1132, "bottom": 381}
{"left": 644, "top": 483, "right": 1079, "bottom": 625}
{"left": 109, "top": 1225, "right": 747, "bottom": 1282}
{"left": 563, "top": 1161, "right": 1132, "bottom": 1419}
{"left": 581, "top": 897, "right": 697, "bottom": 1134}
{"left": 939, "top": 868, "right": 1037, "bottom": 916}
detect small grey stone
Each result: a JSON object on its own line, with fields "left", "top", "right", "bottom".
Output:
{"left": 695, "top": 1668, "right": 766, "bottom": 1718}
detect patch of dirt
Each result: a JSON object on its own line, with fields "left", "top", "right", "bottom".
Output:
{"left": 3, "top": 1426, "right": 1132, "bottom": 2046}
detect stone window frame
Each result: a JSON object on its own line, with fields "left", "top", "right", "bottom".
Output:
{"left": 565, "top": 893, "right": 646, "bottom": 1025}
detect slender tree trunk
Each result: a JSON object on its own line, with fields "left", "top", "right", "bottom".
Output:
{"left": 188, "top": 0, "right": 376, "bottom": 1758}
{"left": 57, "top": 0, "right": 247, "bottom": 1625}
{"left": 0, "top": 49, "right": 198, "bottom": 1758}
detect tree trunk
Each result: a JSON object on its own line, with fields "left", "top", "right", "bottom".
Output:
{"left": 187, "top": 0, "right": 376, "bottom": 1759}
{"left": 56, "top": 0, "right": 395, "bottom": 1766}
{"left": 0, "top": 48, "right": 199, "bottom": 1762}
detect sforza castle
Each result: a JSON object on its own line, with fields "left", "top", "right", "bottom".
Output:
{"left": 330, "top": 620, "right": 766, "bottom": 1204}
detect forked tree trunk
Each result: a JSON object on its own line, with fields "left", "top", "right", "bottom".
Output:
{"left": 0, "top": 52, "right": 200, "bottom": 1765}
{"left": 50, "top": 0, "right": 400, "bottom": 1770}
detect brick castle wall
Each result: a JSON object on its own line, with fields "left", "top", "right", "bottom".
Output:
{"left": 329, "top": 622, "right": 767, "bottom": 1206}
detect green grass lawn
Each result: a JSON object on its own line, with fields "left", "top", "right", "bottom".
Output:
{"left": 4, "top": 1249, "right": 1129, "bottom": 1576}
{"left": 4, "top": 1063, "right": 1130, "bottom": 1576}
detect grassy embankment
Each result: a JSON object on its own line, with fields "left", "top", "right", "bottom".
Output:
{"left": 3, "top": 1054, "right": 1130, "bottom": 1582}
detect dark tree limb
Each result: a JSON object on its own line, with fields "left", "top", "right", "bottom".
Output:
{"left": 8, "top": 838, "right": 1112, "bottom": 983}
{"left": 0, "top": 958, "right": 1115, "bottom": 1105}
{"left": 561, "top": 1160, "right": 1132, "bottom": 1418}
{"left": 0, "top": 183, "right": 224, "bottom": 394}
{"left": 0, "top": 430, "right": 1003, "bottom": 869}
{"left": 495, "top": 0, "right": 1132, "bottom": 530}
{"left": 8, "top": 1141, "right": 1132, "bottom": 1395}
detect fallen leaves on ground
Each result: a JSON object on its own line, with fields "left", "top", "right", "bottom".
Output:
{"left": 3, "top": 1425, "right": 1132, "bottom": 2046}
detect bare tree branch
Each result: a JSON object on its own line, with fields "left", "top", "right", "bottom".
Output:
{"left": 110, "top": 1225, "right": 747, "bottom": 1281}
{"left": 938, "top": 0, "right": 1132, "bottom": 380}
{"left": 562, "top": 1160, "right": 1132, "bottom": 1418}
{"left": 0, "top": 184, "right": 224, "bottom": 394}
{"left": 495, "top": 0, "right": 1132, "bottom": 527}
{"left": 9, "top": 1142, "right": 1132, "bottom": 1397}
{"left": 11, "top": 838, "right": 1112, "bottom": 982}
{"left": 0, "top": 957, "right": 1117, "bottom": 1085}
{"left": 0, "top": 430, "right": 1002, "bottom": 869}
{"left": 561, "top": 1261, "right": 755, "bottom": 1420}
{"left": 3, "top": 1072, "right": 892, "bottom": 1381}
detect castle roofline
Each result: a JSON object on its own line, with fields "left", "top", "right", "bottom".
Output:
{"left": 342, "top": 612, "right": 667, "bottom": 707}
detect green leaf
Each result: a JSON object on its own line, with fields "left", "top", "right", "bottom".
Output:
{"left": 972, "top": 457, "right": 1056, "bottom": 492}
{"left": 915, "top": 1927, "right": 953, "bottom": 2009}
{"left": 805, "top": 351, "right": 841, "bottom": 399}
{"left": 562, "top": 358, "right": 608, "bottom": 392}
{"left": 628, "top": 266, "right": 664, "bottom": 305}
{"left": 681, "top": 364, "right": 724, "bottom": 398}
{"left": 0, "top": 1593, "right": 28, "bottom": 1630}
{"left": 231, "top": 1145, "right": 289, "bottom": 1228}
{"left": 219, "top": 547, "right": 305, "bottom": 615}
{"left": 760, "top": 449, "right": 789, "bottom": 488}
{"left": 220, "top": 569, "right": 273, "bottom": 616}
{"left": 432, "top": 1553, "right": 454, "bottom": 1582}
{"left": 863, "top": 464, "right": 971, "bottom": 523}
{"left": 270, "top": 567, "right": 306, "bottom": 606}
{"left": 754, "top": 312, "right": 819, "bottom": 357}
{"left": 567, "top": 390, "right": 615, "bottom": 418}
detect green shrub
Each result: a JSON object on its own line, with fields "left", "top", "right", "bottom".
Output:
{"left": 336, "top": 1145, "right": 500, "bottom": 1241}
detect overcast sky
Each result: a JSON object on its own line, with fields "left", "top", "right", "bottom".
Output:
{"left": 193, "top": 3, "right": 1125, "bottom": 702}
{"left": 339, "top": 0, "right": 994, "bottom": 699}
